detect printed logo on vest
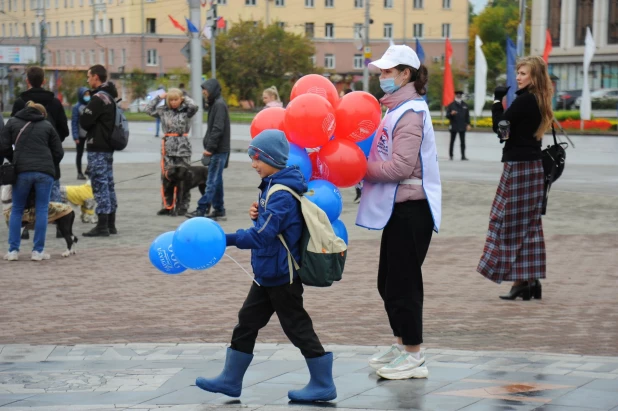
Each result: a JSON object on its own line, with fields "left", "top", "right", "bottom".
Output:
{"left": 377, "top": 127, "right": 389, "bottom": 157}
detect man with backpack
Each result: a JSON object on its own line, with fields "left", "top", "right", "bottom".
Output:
{"left": 11, "top": 66, "right": 70, "bottom": 201}
{"left": 79, "top": 64, "right": 119, "bottom": 237}
{"left": 195, "top": 129, "right": 337, "bottom": 403}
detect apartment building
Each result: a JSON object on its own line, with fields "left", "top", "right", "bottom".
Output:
{"left": 531, "top": 0, "right": 618, "bottom": 90}
{"left": 0, "top": 0, "right": 468, "bottom": 82}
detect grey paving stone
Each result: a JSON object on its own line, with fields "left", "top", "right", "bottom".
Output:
{"left": 422, "top": 366, "right": 481, "bottom": 382}
{"left": 362, "top": 379, "right": 450, "bottom": 397}
{"left": 1, "top": 392, "right": 107, "bottom": 407}
{"left": 0, "top": 394, "right": 35, "bottom": 407}
{"left": 457, "top": 399, "right": 539, "bottom": 411}
{"left": 581, "top": 379, "right": 618, "bottom": 392}
{"left": 141, "top": 386, "right": 221, "bottom": 405}
{"left": 549, "top": 388, "right": 618, "bottom": 409}
{"left": 534, "top": 406, "right": 606, "bottom": 411}
{"left": 335, "top": 393, "right": 480, "bottom": 410}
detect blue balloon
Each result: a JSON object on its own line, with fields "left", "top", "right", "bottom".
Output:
{"left": 306, "top": 180, "right": 343, "bottom": 223}
{"left": 356, "top": 131, "right": 375, "bottom": 158}
{"left": 149, "top": 231, "right": 187, "bottom": 275}
{"left": 287, "top": 143, "right": 312, "bottom": 182}
{"left": 331, "top": 219, "right": 348, "bottom": 245}
{"left": 172, "top": 218, "right": 227, "bottom": 270}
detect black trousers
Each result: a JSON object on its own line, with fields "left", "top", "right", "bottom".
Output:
{"left": 449, "top": 131, "right": 466, "bottom": 158}
{"left": 76, "top": 138, "right": 86, "bottom": 174}
{"left": 231, "top": 278, "right": 325, "bottom": 359}
{"left": 378, "top": 200, "right": 434, "bottom": 346}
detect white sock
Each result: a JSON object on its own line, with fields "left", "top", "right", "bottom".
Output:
{"left": 410, "top": 351, "right": 422, "bottom": 360}
{"left": 396, "top": 344, "right": 405, "bottom": 352}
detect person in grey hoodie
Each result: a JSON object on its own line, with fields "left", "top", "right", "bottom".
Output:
{"left": 185, "top": 78, "right": 230, "bottom": 220}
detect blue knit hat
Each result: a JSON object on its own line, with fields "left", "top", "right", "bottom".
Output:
{"left": 248, "top": 129, "right": 289, "bottom": 169}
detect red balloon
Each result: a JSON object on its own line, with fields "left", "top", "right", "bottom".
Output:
{"left": 284, "top": 94, "right": 336, "bottom": 149}
{"left": 335, "top": 91, "right": 382, "bottom": 142}
{"left": 308, "top": 150, "right": 322, "bottom": 181}
{"left": 290, "top": 74, "right": 339, "bottom": 108}
{"left": 317, "top": 139, "right": 368, "bottom": 188}
{"left": 250, "top": 107, "right": 286, "bottom": 138}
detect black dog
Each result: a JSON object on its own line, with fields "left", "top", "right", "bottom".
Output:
{"left": 165, "top": 165, "right": 208, "bottom": 216}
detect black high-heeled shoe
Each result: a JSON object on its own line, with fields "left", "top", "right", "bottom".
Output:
{"left": 499, "top": 282, "right": 531, "bottom": 300}
{"left": 531, "top": 279, "right": 542, "bottom": 300}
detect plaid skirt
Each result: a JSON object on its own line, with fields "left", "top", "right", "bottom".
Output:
{"left": 477, "top": 160, "right": 546, "bottom": 284}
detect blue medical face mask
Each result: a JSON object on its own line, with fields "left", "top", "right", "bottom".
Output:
{"left": 83, "top": 96, "right": 91, "bottom": 102}
{"left": 379, "top": 72, "right": 404, "bottom": 94}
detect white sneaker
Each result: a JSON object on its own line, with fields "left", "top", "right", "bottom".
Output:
{"left": 3, "top": 251, "right": 19, "bottom": 261}
{"left": 376, "top": 352, "right": 429, "bottom": 380}
{"left": 369, "top": 344, "right": 403, "bottom": 370}
{"left": 31, "top": 251, "right": 50, "bottom": 261}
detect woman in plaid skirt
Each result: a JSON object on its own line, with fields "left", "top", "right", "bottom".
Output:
{"left": 477, "top": 56, "right": 554, "bottom": 300}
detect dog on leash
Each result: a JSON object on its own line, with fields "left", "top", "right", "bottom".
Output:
{"left": 164, "top": 165, "right": 208, "bottom": 215}
{"left": 60, "top": 180, "right": 98, "bottom": 224}
{"left": 1, "top": 185, "right": 78, "bottom": 258}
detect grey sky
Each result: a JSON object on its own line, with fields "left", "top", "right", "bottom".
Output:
{"left": 470, "top": 0, "right": 489, "bottom": 14}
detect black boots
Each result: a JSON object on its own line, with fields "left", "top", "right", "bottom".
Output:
{"left": 108, "top": 212, "right": 117, "bottom": 235}
{"left": 499, "top": 280, "right": 542, "bottom": 301}
{"left": 83, "top": 214, "right": 110, "bottom": 237}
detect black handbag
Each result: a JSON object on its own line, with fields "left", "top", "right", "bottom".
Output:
{"left": 0, "top": 121, "right": 32, "bottom": 186}
{"left": 541, "top": 123, "right": 568, "bottom": 215}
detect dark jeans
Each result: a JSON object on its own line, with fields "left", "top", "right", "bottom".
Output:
{"left": 197, "top": 152, "right": 227, "bottom": 212}
{"left": 75, "top": 138, "right": 86, "bottom": 174}
{"left": 378, "top": 200, "right": 434, "bottom": 346}
{"left": 449, "top": 130, "right": 466, "bottom": 158}
{"left": 231, "top": 279, "right": 325, "bottom": 359}
{"left": 9, "top": 172, "right": 54, "bottom": 253}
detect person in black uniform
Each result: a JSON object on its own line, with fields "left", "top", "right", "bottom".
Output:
{"left": 445, "top": 91, "right": 470, "bottom": 161}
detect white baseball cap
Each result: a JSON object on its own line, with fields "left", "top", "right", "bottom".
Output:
{"left": 370, "top": 45, "right": 421, "bottom": 70}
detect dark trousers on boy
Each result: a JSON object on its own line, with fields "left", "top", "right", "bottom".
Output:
{"left": 231, "top": 279, "right": 325, "bottom": 359}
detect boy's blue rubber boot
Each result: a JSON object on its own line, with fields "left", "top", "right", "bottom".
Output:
{"left": 195, "top": 347, "right": 253, "bottom": 398}
{"left": 288, "top": 352, "right": 337, "bottom": 402}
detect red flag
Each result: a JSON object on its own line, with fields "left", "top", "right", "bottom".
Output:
{"left": 543, "top": 29, "right": 553, "bottom": 64}
{"left": 216, "top": 17, "right": 226, "bottom": 29}
{"left": 168, "top": 15, "right": 186, "bottom": 32}
{"left": 442, "top": 38, "right": 454, "bottom": 107}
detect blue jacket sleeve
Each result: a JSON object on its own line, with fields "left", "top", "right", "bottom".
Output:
{"left": 71, "top": 104, "right": 80, "bottom": 140}
{"left": 235, "top": 192, "right": 290, "bottom": 250}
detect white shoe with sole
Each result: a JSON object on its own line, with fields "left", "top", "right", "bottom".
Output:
{"left": 31, "top": 251, "right": 50, "bottom": 261}
{"left": 376, "top": 352, "right": 429, "bottom": 380}
{"left": 369, "top": 344, "right": 402, "bottom": 370}
{"left": 4, "top": 251, "right": 19, "bottom": 261}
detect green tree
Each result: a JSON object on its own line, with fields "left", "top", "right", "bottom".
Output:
{"left": 58, "top": 70, "right": 87, "bottom": 107}
{"left": 158, "top": 67, "right": 190, "bottom": 91}
{"left": 128, "top": 69, "right": 153, "bottom": 109}
{"left": 204, "top": 20, "right": 316, "bottom": 102}
{"left": 426, "top": 61, "right": 468, "bottom": 111}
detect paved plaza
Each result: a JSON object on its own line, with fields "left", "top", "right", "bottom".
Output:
{"left": 0, "top": 122, "right": 617, "bottom": 410}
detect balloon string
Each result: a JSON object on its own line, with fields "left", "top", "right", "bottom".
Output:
{"left": 224, "top": 253, "right": 261, "bottom": 287}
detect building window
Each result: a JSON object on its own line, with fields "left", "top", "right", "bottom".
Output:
{"left": 325, "top": 22, "right": 334, "bottom": 38}
{"left": 217, "top": 0, "right": 226, "bottom": 4}
{"left": 108, "top": 18, "right": 113, "bottom": 33}
{"left": 442, "top": 0, "right": 450, "bottom": 8}
{"left": 80, "top": 50, "right": 85, "bottom": 65}
{"left": 89, "top": 19, "right": 94, "bottom": 34}
{"left": 413, "top": 23, "right": 423, "bottom": 38}
{"left": 31, "top": 22, "right": 35, "bottom": 36}
{"left": 441, "top": 23, "right": 450, "bottom": 38}
{"left": 413, "top": 0, "right": 422, "bottom": 9}
{"left": 55, "top": 50, "right": 61, "bottom": 65}
{"left": 325, "top": 0, "right": 333, "bottom": 6}
{"left": 305, "top": 22, "right": 314, "bottom": 37}
{"left": 121, "top": 48, "right": 126, "bottom": 65}
{"left": 146, "top": 18, "right": 156, "bottom": 33}
{"left": 99, "top": 49, "right": 105, "bottom": 64}
{"left": 384, "top": 0, "right": 393, "bottom": 8}
{"left": 324, "top": 53, "right": 335, "bottom": 69}
{"left": 55, "top": 21, "right": 59, "bottom": 36}
{"left": 109, "top": 49, "right": 114, "bottom": 66}
{"left": 310, "top": 54, "right": 316, "bottom": 66}
{"left": 353, "top": 54, "right": 363, "bottom": 69}
{"left": 65, "top": 21, "right": 68, "bottom": 35}
{"left": 90, "top": 49, "right": 95, "bottom": 64}
{"left": 121, "top": 17, "right": 125, "bottom": 33}
{"left": 245, "top": 0, "right": 255, "bottom": 5}
{"left": 277, "top": 21, "right": 285, "bottom": 28}
{"left": 147, "top": 49, "right": 158, "bottom": 66}
{"left": 575, "top": 0, "right": 594, "bottom": 45}
{"left": 1, "top": 24, "right": 4, "bottom": 38}
{"left": 65, "top": 50, "right": 71, "bottom": 65}
{"left": 608, "top": 0, "right": 618, "bottom": 44}
{"left": 71, "top": 20, "right": 74, "bottom": 35}
{"left": 275, "top": 0, "right": 284, "bottom": 5}
{"left": 547, "top": 0, "right": 561, "bottom": 47}
{"left": 383, "top": 23, "right": 392, "bottom": 39}
{"left": 80, "top": 20, "right": 84, "bottom": 35}
{"left": 354, "top": 22, "right": 363, "bottom": 38}
{"left": 354, "top": 0, "right": 363, "bottom": 7}
{"left": 305, "top": 0, "right": 314, "bottom": 6}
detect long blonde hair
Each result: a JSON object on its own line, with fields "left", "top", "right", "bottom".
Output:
{"left": 516, "top": 56, "right": 553, "bottom": 141}
{"left": 263, "top": 86, "right": 281, "bottom": 102}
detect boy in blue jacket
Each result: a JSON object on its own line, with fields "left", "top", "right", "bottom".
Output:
{"left": 71, "top": 87, "right": 90, "bottom": 180}
{"left": 195, "top": 129, "right": 336, "bottom": 403}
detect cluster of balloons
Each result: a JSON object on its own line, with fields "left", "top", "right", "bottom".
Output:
{"left": 149, "top": 218, "right": 227, "bottom": 275}
{"left": 250, "top": 75, "right": 382, "bottom": 246}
